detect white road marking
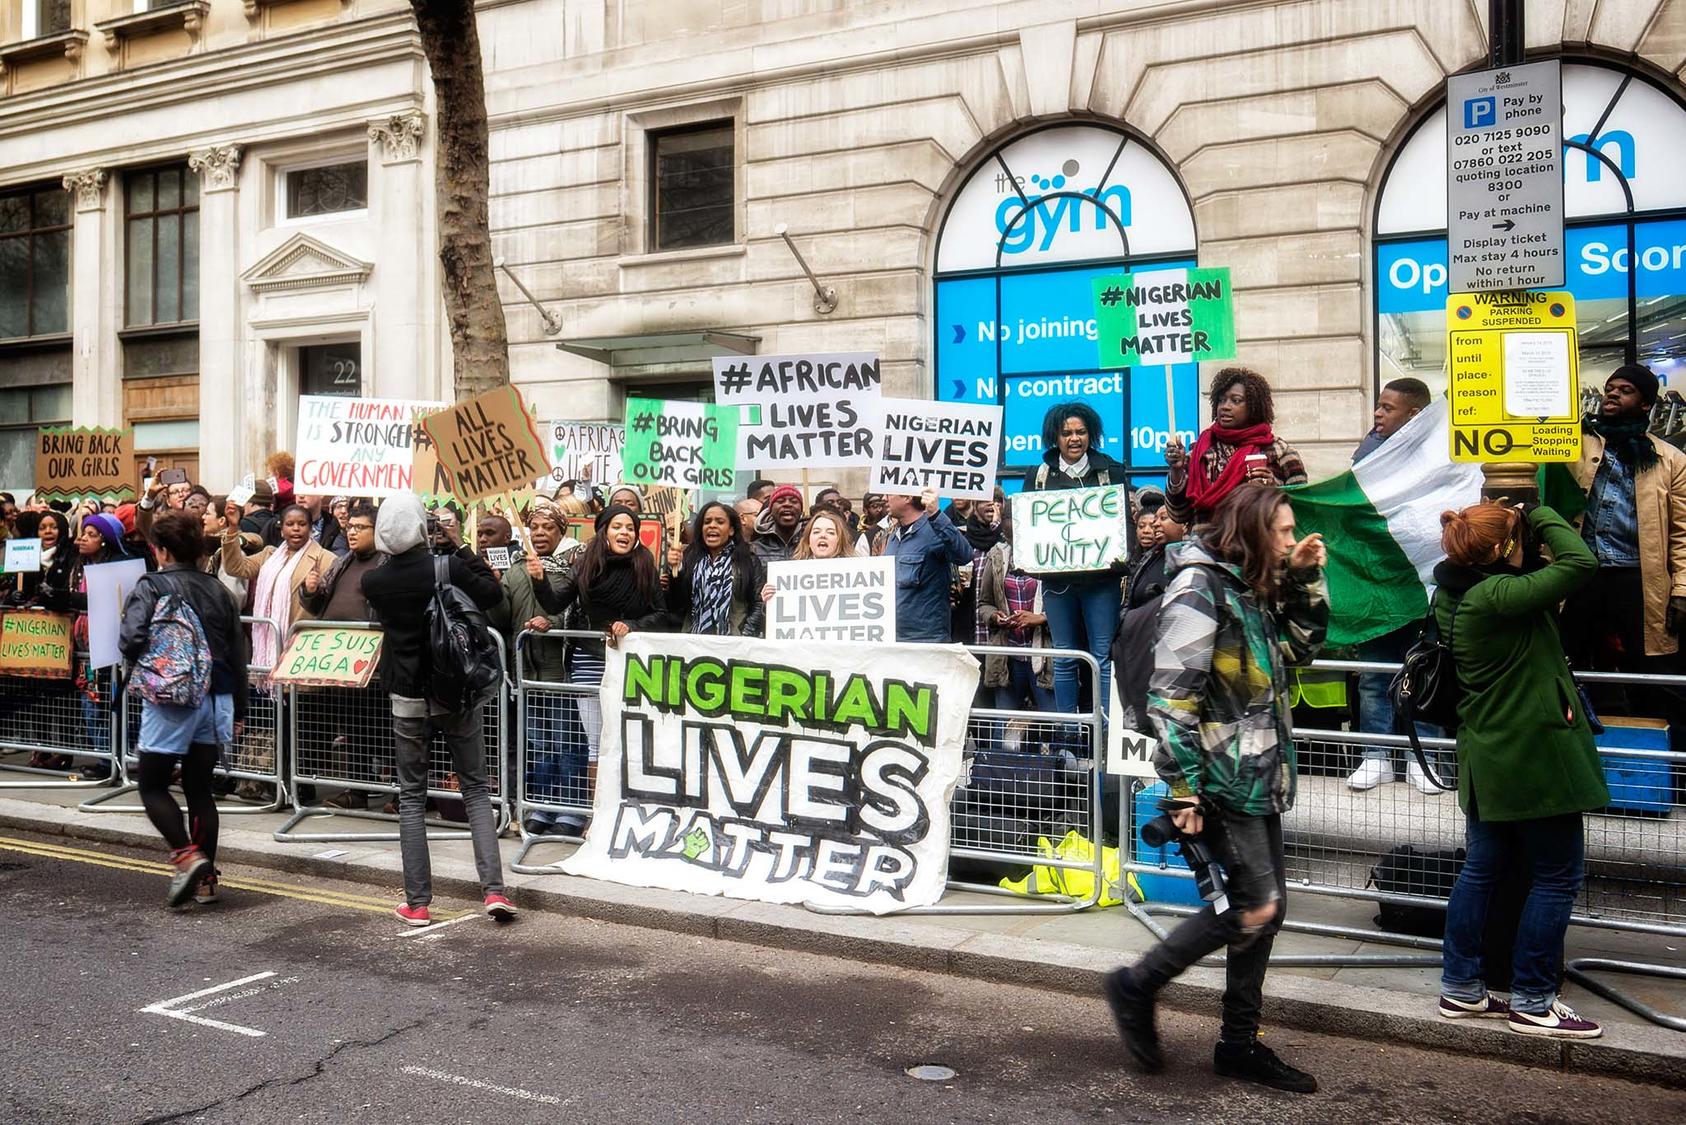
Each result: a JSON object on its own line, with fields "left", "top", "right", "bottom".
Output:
{"left": 140, "top": 971, "right": 279, "bottom": 1038}
{"left": 399, "top": 1065, "right": 565, "bottom": 1106}
{"left": 397, "top": 913, "right": 484, "bottom": 940}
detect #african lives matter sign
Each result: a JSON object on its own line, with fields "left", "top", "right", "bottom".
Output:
{"left": 711, "top": 352, "right": 881, "bottom": 468}
{"left": 562, "top": 634, "right": 978, "bottom": 913}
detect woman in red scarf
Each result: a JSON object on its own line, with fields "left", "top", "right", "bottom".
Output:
{"left": 1165, "top": 367, "right": 1307, "bottom": 524}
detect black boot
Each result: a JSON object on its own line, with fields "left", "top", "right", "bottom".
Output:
{"left": 1213, "top": 1040, "right": 1318, "bottom": 1093}
{"left": 1102, "top": 968, "right": 1163, "bottom": 1073}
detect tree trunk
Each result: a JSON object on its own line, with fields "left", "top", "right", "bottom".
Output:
{"left": 411, "top": 0, "right": 508, "bottom": 399}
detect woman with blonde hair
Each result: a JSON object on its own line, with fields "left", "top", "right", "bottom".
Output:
{"left": 760, "top": 508, "right": 856, "bottom": 602}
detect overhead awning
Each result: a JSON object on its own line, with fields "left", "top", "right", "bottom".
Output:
{"left": 555, "top": 330, "right": 759, "bottom": 369}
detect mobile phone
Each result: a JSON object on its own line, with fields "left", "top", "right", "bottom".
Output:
{"left": 159, "top": 468, "right": 188, "bottom": 486}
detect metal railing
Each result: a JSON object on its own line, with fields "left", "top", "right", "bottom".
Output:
{"left": 0, "top": 635, "right": 121, "bottom": 791}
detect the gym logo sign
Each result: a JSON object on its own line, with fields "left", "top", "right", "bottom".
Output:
{"left": 993, "top": 157, "right": 1132, "bottom": 255}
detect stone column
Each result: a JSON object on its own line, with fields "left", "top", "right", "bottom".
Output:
{"left": 187, "top": 144, "right": 241, "bottom": 488}
{"left": 61, "top": 168, "right": 117, "bottom": 427}
{"left": 368, "top": 111, "right": 428, "bottom": 398}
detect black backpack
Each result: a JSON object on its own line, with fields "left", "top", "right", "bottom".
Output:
{"left": 426, "top": 556, "right": 502, "bottom": 711}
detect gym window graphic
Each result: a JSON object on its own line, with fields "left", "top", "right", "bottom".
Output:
{"left": 932, "top": 124, "right": 1197, "bottom": 491}
{"left": 1374, "top": 60, "right": 1686, "bottom": 402}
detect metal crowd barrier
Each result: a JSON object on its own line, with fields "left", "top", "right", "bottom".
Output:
{"left": 80, "top": 617, "right": 287, "bottom": 816}
{"left": 512, "top": 635, "right": 1108, "bottom": 915}
{"left": 273, "top": 620, "right": 511, "bottom": 843}
{"left": 0, "top": 638, "right": 120, "bottom": 791}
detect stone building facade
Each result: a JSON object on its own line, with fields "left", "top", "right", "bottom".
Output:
{"left": 2, "top": 0, "right": 1684, "bottom": 495}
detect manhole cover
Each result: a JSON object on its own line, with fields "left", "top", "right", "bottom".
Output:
{"left": 905, "top": 1065, "right": 957, "bottom": 1082}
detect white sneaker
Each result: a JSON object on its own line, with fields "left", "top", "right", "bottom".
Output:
{"left": 1346, "top": 759, "right": 1392, "bottom": 791}
{"left": 1406, "top": 760, "right": 1447, "bottom": 795}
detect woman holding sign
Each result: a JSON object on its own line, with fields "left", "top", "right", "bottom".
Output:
{"left": 668, "top": 501, "right": 765, "bottom": 638}
{"left": 757, "top": 508, "right": 856, "bottom": 603}
{"left": 1163, "top": 368, "right": 1307, "bottom": 524}
{"left": 219, "top": 505, "right": 336, "bottom": 678}
{"left": 1023, "top": 402, "right": 1128, "bottom": 722}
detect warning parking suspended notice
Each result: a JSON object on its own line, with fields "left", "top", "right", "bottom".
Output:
{"left": 1446, "top": 291, "right": 1580, "bottom": 463}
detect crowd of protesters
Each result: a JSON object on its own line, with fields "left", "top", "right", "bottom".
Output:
{"left": 4, "top": 359, "right": 1674, "bottom": 1075}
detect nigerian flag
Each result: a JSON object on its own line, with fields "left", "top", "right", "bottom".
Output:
{"left": 1287, "top": 400, "right": 1483, "bottom": 647}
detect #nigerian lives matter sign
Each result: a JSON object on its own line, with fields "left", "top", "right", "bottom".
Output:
{"left": 869, "top": 399, "right": 1002, "bottom": 501}
{"left": 766, "top": 557, "right": 895, "bottom": 643}
{"left": 295, "top": 396, "right": 445, "bottom": 497}
{"left": 712, "top": 352, "right": 881, "bottom": 467}
{"left": 1091, "top": 267, "right": 1236, "bottom": 368}
{"left": 562, "top": 633, "right": 978, "bottom": 913}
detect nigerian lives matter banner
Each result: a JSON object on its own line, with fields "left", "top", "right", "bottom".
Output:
{"left": 1091, "top": 267, "right": 1236, "bottom": 368}
{"left": 563, "top": 634, "right": 979, "bottom": 913}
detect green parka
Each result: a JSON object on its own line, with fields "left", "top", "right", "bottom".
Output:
{"left": 1433, "top": 506, "right": 1609, "bottom": 822}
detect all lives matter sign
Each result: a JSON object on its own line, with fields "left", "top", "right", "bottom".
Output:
{"left": 1446, "top": 60, "right": 1564, "bottom": 292}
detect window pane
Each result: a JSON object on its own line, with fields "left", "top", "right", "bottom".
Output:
{"left": 127, "top": 218, "right": 154, "bottom": 326}
{"left": 184, "top": 171, "right": 198, "bottom": 208}
{"left": 128, "top": 172, "right": 153, "bottom": 216}
{"left": 122, "top": 333, "right": 197, "bottom": 378}
{"left": 40, "top": 0, "right": 73, "bottom": 36}
{"left": 158, "top": 169, "right": 180, "bottom": 211}
{"left": 32, "top": 229, "right": 69, "bottom": 336}
{"left": 0, "top": 196, "right": 27, "bottom": 235}
{"left": 0, "top": 391, "right": 29, "bottom": 425}
{"left": 0, "top": 430, "right": 33, "bottom": 494}
{"left": 299, "top": 343, "right": 363, "bottom": 397}
{"left": 182, "top": 210, "right": 199, "bottom": 321}
{"left": 133, "top": 420, "right": 200, "bottom": 450}
{"left": 155, "top": 213, "right": 180, "bottom": 323}
{"left": 33, "top": 188, "right": 68, "bottom": 229}
{"left": 286, "top": 161, "right": 369, "bottom": 218}
{"left": 0, "top": 239, "right": 26, "bottom": 338}
{"left": 652, "top": 124, "right": 734, "bottom": 251}
{"left": 30, "top": 383, "right": 71, "bottom": 421}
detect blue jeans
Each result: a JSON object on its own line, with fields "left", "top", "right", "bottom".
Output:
{"left": 1357, "top": 629, "right": 1448, "bottom": 776}
{"left": 524, "top": 692, "right": 588, "bottom": 829}
{"left": 1044, "top": 580, "right": 1121, "bottom": 721}
{"left": 1441, "top": 811, "right": 1585, "bottom": 1014}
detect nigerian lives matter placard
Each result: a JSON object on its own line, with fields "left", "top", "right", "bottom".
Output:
{"left": 295, "top": 396, "right": 446, "bottom": 497}
{"left": 563, "top": 634, "right": 978, "bottom": 913}
{"left": 622, "top": 399, "right": 738, "bottom": 490}
{"left": 1009, "top": 484, "right": 1129, "bottom": 574}
{"left": 1092, "top": 267, "right": 1236, "bottom": 368}
{"left": 766, "top": 557, "right": 895, "bottom": 643}
{"left": 712, "top": 352, "right": 880, "bottom": 467}
{"left": 869, "top": 399, "right": 1002, "bottom": 501}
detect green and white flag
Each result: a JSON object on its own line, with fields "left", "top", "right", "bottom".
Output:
{"left": 1287, "top": 400, "right": 1483, "bottom": 647}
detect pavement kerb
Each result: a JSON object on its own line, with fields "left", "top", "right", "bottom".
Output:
{"left": 4, "top": 797, "right": 1682, "bottom": 1089}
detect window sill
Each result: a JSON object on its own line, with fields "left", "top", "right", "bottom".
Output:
{"left": 118, "top": 323, "right": 199, "bottom": 341}
{"left": 243, "top": 0, "right": 350, "bottom": 18}
{"left": 275, "top": 208, "right": 368, "bottom": 230}
{"left": 0, "top": 333, "right": 73, "bottom": 351}
{"left": 95, "top": 1, "right": 210, "bottom": 50}
{"left": 0, "top": 30, "right": 90, "bottom": 73}
{"left": 619, "top": 242, "right": 746, "bottom": 269}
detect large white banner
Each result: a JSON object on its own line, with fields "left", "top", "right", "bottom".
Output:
{"left": 712, "top": 352, "right": 881, "bottom": 468}
{"left": 562, "top": 633, "right": 978, "bottom": 913}
{"left": 766, "top": 557, "right": 895, "bottom": 643}
{"left": 295, "top": 396, "right": 446, "bottom": 497}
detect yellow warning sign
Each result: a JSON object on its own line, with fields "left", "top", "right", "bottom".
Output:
{"left": 1446, "top": 291, "right": 1580, "bottom": 463}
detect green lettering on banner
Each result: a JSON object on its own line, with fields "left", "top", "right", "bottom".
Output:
{"left": 1091, "top": 266, "right": 1236, "bottom": 369}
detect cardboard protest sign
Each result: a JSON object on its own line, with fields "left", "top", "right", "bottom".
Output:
{"left": 34, "top": 427, "right": 135, "bottom": 503}
{"left": 3, "top": 538, "right": 42, "bottom": 573}
{"left": 295, "top": 396, "right": 446, "bottom": 497}
{"left": 420, "top": 386, "right": 549, "bottom": 504}
{"left": 84, "top": 558, "right": 148, "bottom": 670}
{"left": 1106, "top": 675, "right": 1160, "bottom": 780}
{"left": 712, "top": 352, "right": 880, "bottom": 467}
{"left": 766, "top": 558, "right": 896, "bottom": 643}
{"left": 562, "top": 633, "right": 977, "bottom": 913}
{"left": 409, "top": 415, "right": 461, "bottom": 506}
{"left": 268, "top": 627, "right": 384, "bottom": 688}
{"left": 547, "top": 422, "right": 624, "bottom": 486}
{"left": 1092, "top": 267, "right": 1236, "bottom": 368}
{"left": 869, "top": 399, "right": 1002, "bottom": 501}
{"left": 621, "top": 399, "right": 738, "bottom": 491}
{"left": 0, "top": 611, "right": 74, "bottom": 678}
{"left": 1009, "top": 484, "right": 1128, "bottom": 574}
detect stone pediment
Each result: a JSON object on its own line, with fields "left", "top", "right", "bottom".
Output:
{"left": 242, "top": 233, "right": 372, "bottom": 294}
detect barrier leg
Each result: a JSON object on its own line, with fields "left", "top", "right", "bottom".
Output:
{"left": 1565, "top": 960, "right": 1686, "bottom": 1032}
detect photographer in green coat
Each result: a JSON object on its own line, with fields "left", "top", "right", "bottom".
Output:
{"left": 1432, "top": 503, "right": 1608, "bottom": 1039}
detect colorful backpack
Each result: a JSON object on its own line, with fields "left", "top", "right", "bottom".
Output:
{"left": 130, "top": 590, "right": 212, "bottom": 708}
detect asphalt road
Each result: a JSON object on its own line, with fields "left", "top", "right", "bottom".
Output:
{"left": 0, "top": 829, "right": 1679, "bottom": 1125}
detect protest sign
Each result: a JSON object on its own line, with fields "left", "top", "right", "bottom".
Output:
{"left": 0, "top": 611, "right": 73, "bottom": 678}
{"left": 562, "top": 633, "right": 977, "bottom": 913}
{"left": 547, "top": 422, "right": 624, "bottom": 486}
{"left": 869, "top": 399, "right": 1002, "bottom": 501}
{"left": 483, "top": 546, "right": 512, "bottom": 572}
{"left": 420, "top": 386, "right": 549, "bottom": 504}
{"left": 712, "top": 352, "right": 880, "bottom": 467}
{"left": 1106, "top": 675, "right": 1159, "bottom": 780}
{"left": 766, "top": 558, "right": 895, "bottom": 643}
{"left": 3, "top": 538, "right": 42, "bottom": 573}
{"left": 294, "top": 396, "right": 446, "bottom": 497}
{"left": 269, "top": 627, "right": 384, "bottom": 688}
{"left": 1009, "top": 484, "right": 1128, "bottom": 574}
{"left": 621, "top": 399, "right": 738, "bottom": 491}
{"left": 84, "top": 558, "right": 148, "bottom": 670}
{"left": 34, "top": 427, "right": 135, "bottom": 503}
{"left": 1092, "top": 267, "right": 1236, "bottom": 368}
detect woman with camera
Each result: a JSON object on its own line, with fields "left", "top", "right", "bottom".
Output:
{"left": 1104, "top": 483, "right": 1328, "bottom": 1094}
{"left": 1431, "top": 502, "right": 1606, "bottom": 1038}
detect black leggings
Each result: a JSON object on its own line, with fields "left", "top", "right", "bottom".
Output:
{"left": 137, "top": 744, "right": 220, "bottom": 866}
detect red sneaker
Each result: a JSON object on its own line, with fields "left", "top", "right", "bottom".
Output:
{"left": 484, "top": 893, "right": 517, "bottom": 921}
{"left": 395, "top": 903, "right": 432, "bottom": 927}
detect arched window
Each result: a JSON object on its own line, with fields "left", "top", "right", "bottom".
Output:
{"left": 1375, "top": 61, "right": 1686, "bottom": 401}
{"left": 932, "top": 123, "right": 1197, "bottom": 487}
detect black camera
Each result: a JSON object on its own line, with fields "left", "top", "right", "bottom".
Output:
{"left": 1139, "top": 798, "right": 1230, "bottom": 914}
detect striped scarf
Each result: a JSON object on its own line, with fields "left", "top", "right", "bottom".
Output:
{"left": 692, "top": 550, "right": 737, "bottom": 635}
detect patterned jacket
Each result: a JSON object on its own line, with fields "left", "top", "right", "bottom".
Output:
{"left": 1147, "top": 539, "right": 1328, "bottom": 816}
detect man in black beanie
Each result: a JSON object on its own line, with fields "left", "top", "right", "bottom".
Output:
{"left": 1561, "top": 364, "right": 1686, "bottom": 771}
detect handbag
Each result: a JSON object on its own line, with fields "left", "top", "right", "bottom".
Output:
{"left": 1386, "top": 593, "right": 1460, "bottom": 791}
